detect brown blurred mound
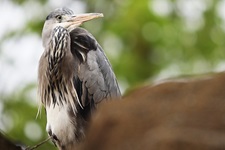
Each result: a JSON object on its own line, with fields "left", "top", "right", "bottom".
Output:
{"left": 78, "top": 72, "right": 225, "bottom": 150}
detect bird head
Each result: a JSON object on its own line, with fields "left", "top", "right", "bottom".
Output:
{"left": 42, "top": 7, "right": 103, "bottom": 47}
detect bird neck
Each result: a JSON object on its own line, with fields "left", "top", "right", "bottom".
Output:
{"left": 45, "top": 26, "right": 71, "bottom": 78}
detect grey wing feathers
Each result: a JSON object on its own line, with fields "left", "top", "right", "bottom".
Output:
{"left": 70, "top": 27, "right": 121, "bottom": 108}
{"left": 78, "top": 46, "right": 121, "bottom": 106}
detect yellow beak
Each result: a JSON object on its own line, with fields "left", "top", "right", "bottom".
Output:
{"left": 59, "top": 13, "right": 103, "bottom": 30}
{"left": 69, "top": 13, "right": 104, "bottom": 25}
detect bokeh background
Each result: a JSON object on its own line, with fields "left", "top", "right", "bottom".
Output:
{"left": 1, "top": 0, "right": 225, "bottom": 149}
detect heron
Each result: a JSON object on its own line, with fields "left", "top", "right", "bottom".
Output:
{"left": 38, "top": 7, "right": 121, "bottom": 150}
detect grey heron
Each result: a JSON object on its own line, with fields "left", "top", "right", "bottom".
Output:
{"left": 38, "top": 7, "right": 121, "bottom": 150}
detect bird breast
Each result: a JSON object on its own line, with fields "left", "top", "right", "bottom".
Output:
{"left": 46, "top": 100, "right": 76, "bottom": 148}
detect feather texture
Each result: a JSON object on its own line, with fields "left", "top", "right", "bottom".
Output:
{"left": 39, "top": 25, "right": 121, "bottom": 150}
{"left": 70, "top": 27, "right": 121, "bottom": 108}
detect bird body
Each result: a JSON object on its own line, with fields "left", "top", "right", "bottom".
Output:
{"left": 38, "top": 8, "right": 121, "bottom": 150}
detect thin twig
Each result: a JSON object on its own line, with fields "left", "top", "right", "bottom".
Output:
{"left": 25, "top": 137, "right": 51, "bottom": 150}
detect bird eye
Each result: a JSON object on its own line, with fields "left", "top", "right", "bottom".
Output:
{"left": 56, "top": 15, "right": 62, "bottom": 21}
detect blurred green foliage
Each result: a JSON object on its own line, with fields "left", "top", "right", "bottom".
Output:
{"left": 1, "top": 0, "right": 225, "bottom": 149}
{"left": 1, "top": 84, "right": 52, "bottom": 149}
{"left": 86, "top": 0, "right": 225, "bottom": 85}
